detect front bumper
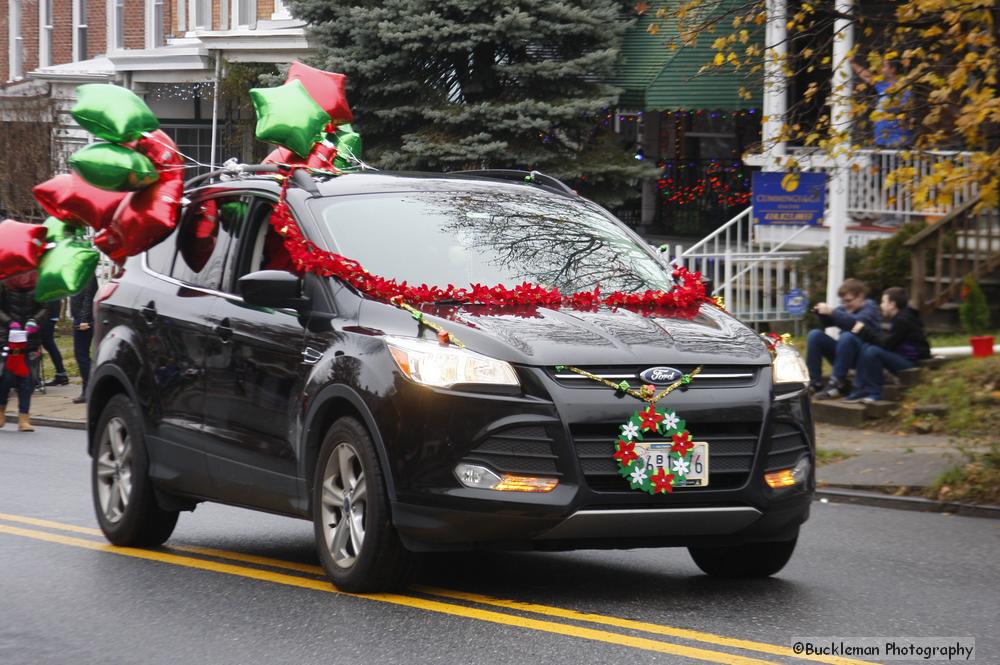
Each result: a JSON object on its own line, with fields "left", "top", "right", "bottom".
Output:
{"left": 383, "top": 367, "right": 814, "bottom": 551}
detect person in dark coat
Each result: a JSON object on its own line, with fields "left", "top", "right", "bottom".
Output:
{"left": 845, "top": 287, "right": 932, "bottom": 402}
{"left": 40, "top": 299, "right": 69, "bottom": 386}
{"left": 0, "top": 271, "right": 47, "bottom": 431}
{"left": 807, "top": 278, "right": 882, "bottom": 399}
{"left": 70, "top": 276, "right": 98, "bottom": 404}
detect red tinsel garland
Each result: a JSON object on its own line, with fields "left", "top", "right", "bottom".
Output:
{"left": 267, "top": 171, "right": 716, "bottom": 312}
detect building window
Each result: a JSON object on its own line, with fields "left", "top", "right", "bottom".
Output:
{"left": 39, "top": 0, "right": 54, "bottom": 67}
{"left": 193, "top": 0, "right": 210, "bottom": 29}
{"left": 272, "top": 0, "right": 290, "bottom": 20}
{"left": 9, "top": 0, "right": 23, "bottom": 80}
{"left": 149, "top": 0, "right": 165, "bottom": 47}
{"left": 233, "top": 0, "right": 256, "bottom": 28}
{"left": 111, "top": 0, "right": 125, "bottom": 50}
{"left": 73, "top": 0, "right": 89, "bottom": 61}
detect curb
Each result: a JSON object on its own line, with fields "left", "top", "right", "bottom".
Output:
{"left": 4, "top": 414, "right": 87, "bottom": 431}
{"left": 816, "top": 487, "right": 1000, "bottom": 520}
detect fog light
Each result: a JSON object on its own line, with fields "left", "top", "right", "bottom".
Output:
{"left": 455, "top": 463, "right": 559, "bottom": 493}
{"left": 764, "top": 456, "right": 811, "bottom": 489}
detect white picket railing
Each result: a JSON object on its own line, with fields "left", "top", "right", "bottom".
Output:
{"left": 672, "top": 206, "right": 809, "bottom": 324}
{"left": 847, "top": 149, "right": 980, "bottom": 217}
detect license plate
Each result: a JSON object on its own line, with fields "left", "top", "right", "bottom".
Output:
{"left": 636, "top": 441, "right": 709, "bottom": 487}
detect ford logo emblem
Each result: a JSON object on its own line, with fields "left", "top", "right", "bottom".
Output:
{"left": 639, "top": 366, "right": 683, "bottom": 385}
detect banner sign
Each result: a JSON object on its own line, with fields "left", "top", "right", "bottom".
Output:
{"left": 752, "top": 172, "right": 826, "bottom": 226}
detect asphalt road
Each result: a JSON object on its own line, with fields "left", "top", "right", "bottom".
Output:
{"left": 1, "top": 427, "right": 997, "bottom": 665}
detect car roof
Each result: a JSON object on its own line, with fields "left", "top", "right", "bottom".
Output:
{"left": 186, "top": 169, "right": 581, "bottom": 202}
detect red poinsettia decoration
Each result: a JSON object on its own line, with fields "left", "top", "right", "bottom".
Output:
{"left": 671, "top": 431, "right": 694, "bottom": 456}
{"left": 613, "top": 439, "right": 639, "bottom": 466}
{"left": 639, "top": 405, "right": 664, "bottom": 432}
{"left": 650, "top": 468, "right": 675, "bottom": 493}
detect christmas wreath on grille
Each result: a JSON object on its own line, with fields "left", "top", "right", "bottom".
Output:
{"left": 614, "top": 404, "right": 697, "bottom": 494}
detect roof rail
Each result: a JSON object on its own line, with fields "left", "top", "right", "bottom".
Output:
{"left": 450, "top": 169, "right": 577, "bottom": 197}
{"left": 184, "top": 162, "right": 283, "bottom": 189}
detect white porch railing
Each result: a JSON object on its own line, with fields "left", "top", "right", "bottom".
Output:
{"left": 847, "top": 149, "right": 980, "bottom": 217}
{"left": 672, "top": 206, "right": 809, "bottom": 324}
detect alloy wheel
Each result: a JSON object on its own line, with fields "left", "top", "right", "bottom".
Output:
{"left": 320, "top": 442, "right": 367, "bottom": 568}
{"left": 95, "top": 416, "right": 133, "bottom": 524}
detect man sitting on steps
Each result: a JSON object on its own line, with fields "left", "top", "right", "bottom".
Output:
{"left": 844, "top": 286, "right": 931, "bottom": 403}
{"left": 807, "top": 278, "right": 882, "bottom": 399}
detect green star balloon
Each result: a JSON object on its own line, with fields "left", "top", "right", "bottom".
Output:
{"left": 71, "top": 84, "right": 159, "bottom": 143}
{"left": 41, "top": 217, "right": 83, "bottom": 244}
{"left": 69, "top": 143, "right": 160, "bottom": 192}
{"left": 34, "top": 238, "right": 100, "bottom": 302}
{"left": 332, "top": 124, "right": 363, "bottom": 169}
{"left": 250, "top": 80, "right": 331, "bottom": 159}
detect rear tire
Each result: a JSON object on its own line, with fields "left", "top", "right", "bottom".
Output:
{"left": 91, "top": 394, "right": 179, "bottom": 546}
{"left": 688, "top": 538, "right": 797, "bottom": 578}
{"left": 312, "top": 417, "right": 414, "bottom": 592}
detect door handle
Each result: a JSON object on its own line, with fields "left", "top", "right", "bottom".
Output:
{"left": 214, "top": 317, "right": 233, "bottom": 342}
{"left": 301, "top": 347, "right": 323, "bottom": 365}
{"left": 140, "top": 302, "right": 157, "bottom": 324}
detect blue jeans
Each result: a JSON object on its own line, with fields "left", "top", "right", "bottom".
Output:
{"left": 853, "top": 344, "right": 915, "bottom": 400}
{"left": 41, "top": 317, "right": 66, "bottom": 375}
{"left": 0, "top": 370, "right": 34, "bottom": 414}
{"left": 806, "top": 329, "right": 863, "bottom": 385}
{"left": 74, "top": 326, "right": 94, "bottom": 388}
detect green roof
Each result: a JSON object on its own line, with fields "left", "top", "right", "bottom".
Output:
{"left": 612, "top": 4, "right": 762, "bottom": 111}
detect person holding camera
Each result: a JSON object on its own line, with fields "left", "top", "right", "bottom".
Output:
{"left": 807, "top": 278, "right": 882, "bottom": 399}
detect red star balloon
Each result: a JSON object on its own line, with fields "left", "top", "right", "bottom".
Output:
{"left": 32, "top": 173, "right": 128, "bottom": 231}
{"left": 135, "top": 130, "right": 184, "bottom": 182}
{"left": 94, "top": 178, "right": 182, "bottom": 263}
{"left": 0, "top": 219, "right": 48, "bottom": 280}
{"left": 287, "top": 61, "right": 353, "bottom": 127}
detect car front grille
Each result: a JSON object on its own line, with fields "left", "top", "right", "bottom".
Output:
{"left": 463, "top": 425, "right": 561, "bottom": 477}
{"left": 570, "top": 421, "right": 761, "bottom": 492}
{"left": 548, "top": 365, "right": 759, "bottom": 390}
{"left": 764, "top": 422, "right": 811, "bottom": 472}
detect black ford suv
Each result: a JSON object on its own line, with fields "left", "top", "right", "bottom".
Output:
{"left": 88, "top": 168, "right": 814, "bottom": 592}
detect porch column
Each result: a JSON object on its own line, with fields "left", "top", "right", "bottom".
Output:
{"left": 826, "top": 0, "right": 854, "bottom": 304}
{"left": 762, "top": 0, "right": 787, "bottom": 171}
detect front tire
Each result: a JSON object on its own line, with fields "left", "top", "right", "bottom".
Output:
{"left": 91, "top": 394, "right": 179, "bottom": 546}
{"left": 312, "top": 417, "right": 414, "bottom": 592}
{"left": 688, "top": 538, "right": 798, "bottom": 578}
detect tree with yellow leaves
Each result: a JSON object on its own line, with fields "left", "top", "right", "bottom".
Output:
{"left": 645, "top": 0, "right": 998, "bottom": 210}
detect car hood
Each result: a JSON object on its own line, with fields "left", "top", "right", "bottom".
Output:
{"left": 359, "top": 300, "right": 772, "bottom": 367}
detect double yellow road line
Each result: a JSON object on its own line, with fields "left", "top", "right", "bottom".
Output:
{"left": 0, "top": 512, "right": 873, "bottom": 665}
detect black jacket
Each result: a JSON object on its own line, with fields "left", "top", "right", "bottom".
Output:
{"left": 70, "top": 276, "right": 99, "bottom": 326}
{"left": 858, "top": 306, "right": 931, "bottom": 360}
{"left": 0, "top": 285, "right": 47, "bottom": 351}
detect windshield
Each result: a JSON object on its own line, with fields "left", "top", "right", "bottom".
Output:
{"left": 310, "top": 190, "right": 672, "bottom": 295}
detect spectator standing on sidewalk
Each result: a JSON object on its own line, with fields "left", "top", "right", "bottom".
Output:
{"left": 844, "top": 287, "right": 931, "bottom": 403}
{"left": 70, "top": 276, "right": 98, "bottom": 405}
{"left": 807, "top": 278, "right": 882, "bottom": 399}
{"left": 0, "top": 272, "right": 47, "bottom": 431}
{"left": 40, "top": 299, "right": 69, "bottom": 387}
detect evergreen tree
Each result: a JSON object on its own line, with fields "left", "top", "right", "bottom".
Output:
{"left": 285, "top": 0, "right": 655, "bottom": 205}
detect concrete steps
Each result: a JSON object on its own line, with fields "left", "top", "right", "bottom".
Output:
{"left": 811, "top": 360, "right": 943, "bottom": 426}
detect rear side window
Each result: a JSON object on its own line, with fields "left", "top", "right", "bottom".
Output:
{"left": 172, "top": 196, "right": 247, "bottom": 289}
{"left": 145, "top": 228, "right": 175, "bottom": 275}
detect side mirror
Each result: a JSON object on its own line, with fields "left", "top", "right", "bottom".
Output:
{"left": 238, "top": 270, "right": 310, "bottom": 311}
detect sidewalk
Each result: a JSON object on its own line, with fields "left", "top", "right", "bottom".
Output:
{"left": 4, "top": 380, "right": 87, "bottom": 430}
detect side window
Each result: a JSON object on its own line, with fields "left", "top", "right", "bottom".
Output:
{"left": 145, "top": 227, "right": 176, "bottom": 275}
{"left": 172, "top": 196, "right": 247, "bottom": 289}
{"left": 228, "top": 197, "right": 298, "bottom": 288}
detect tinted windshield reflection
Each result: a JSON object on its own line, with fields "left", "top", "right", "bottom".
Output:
{"left": 311, "top": 191, "right": 671, "bottom": 294}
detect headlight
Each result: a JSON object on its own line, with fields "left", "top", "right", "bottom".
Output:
{"left": 772, "top": 344, "right": 809, "bottom": 384}
{"left": 385, "top": 336, "right": 520, "bottom": 388}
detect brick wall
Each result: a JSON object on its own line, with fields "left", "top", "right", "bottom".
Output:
{"left": 124, "top": 0, "right": 145, "bottom": 49}
{"left": 87, "top": 0, "right": 108, "bottom": 60}
{"left": 258, "top": 0, "right": 275, "bottom": 20}
{"left": 1, "top": 12, "right": 8, "bottom": 81}
{"left": 212, "top": 0, "right": 220, "bottom": 30}
{"left": 52, "top": 1, "right": 73, "bottom": 64}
